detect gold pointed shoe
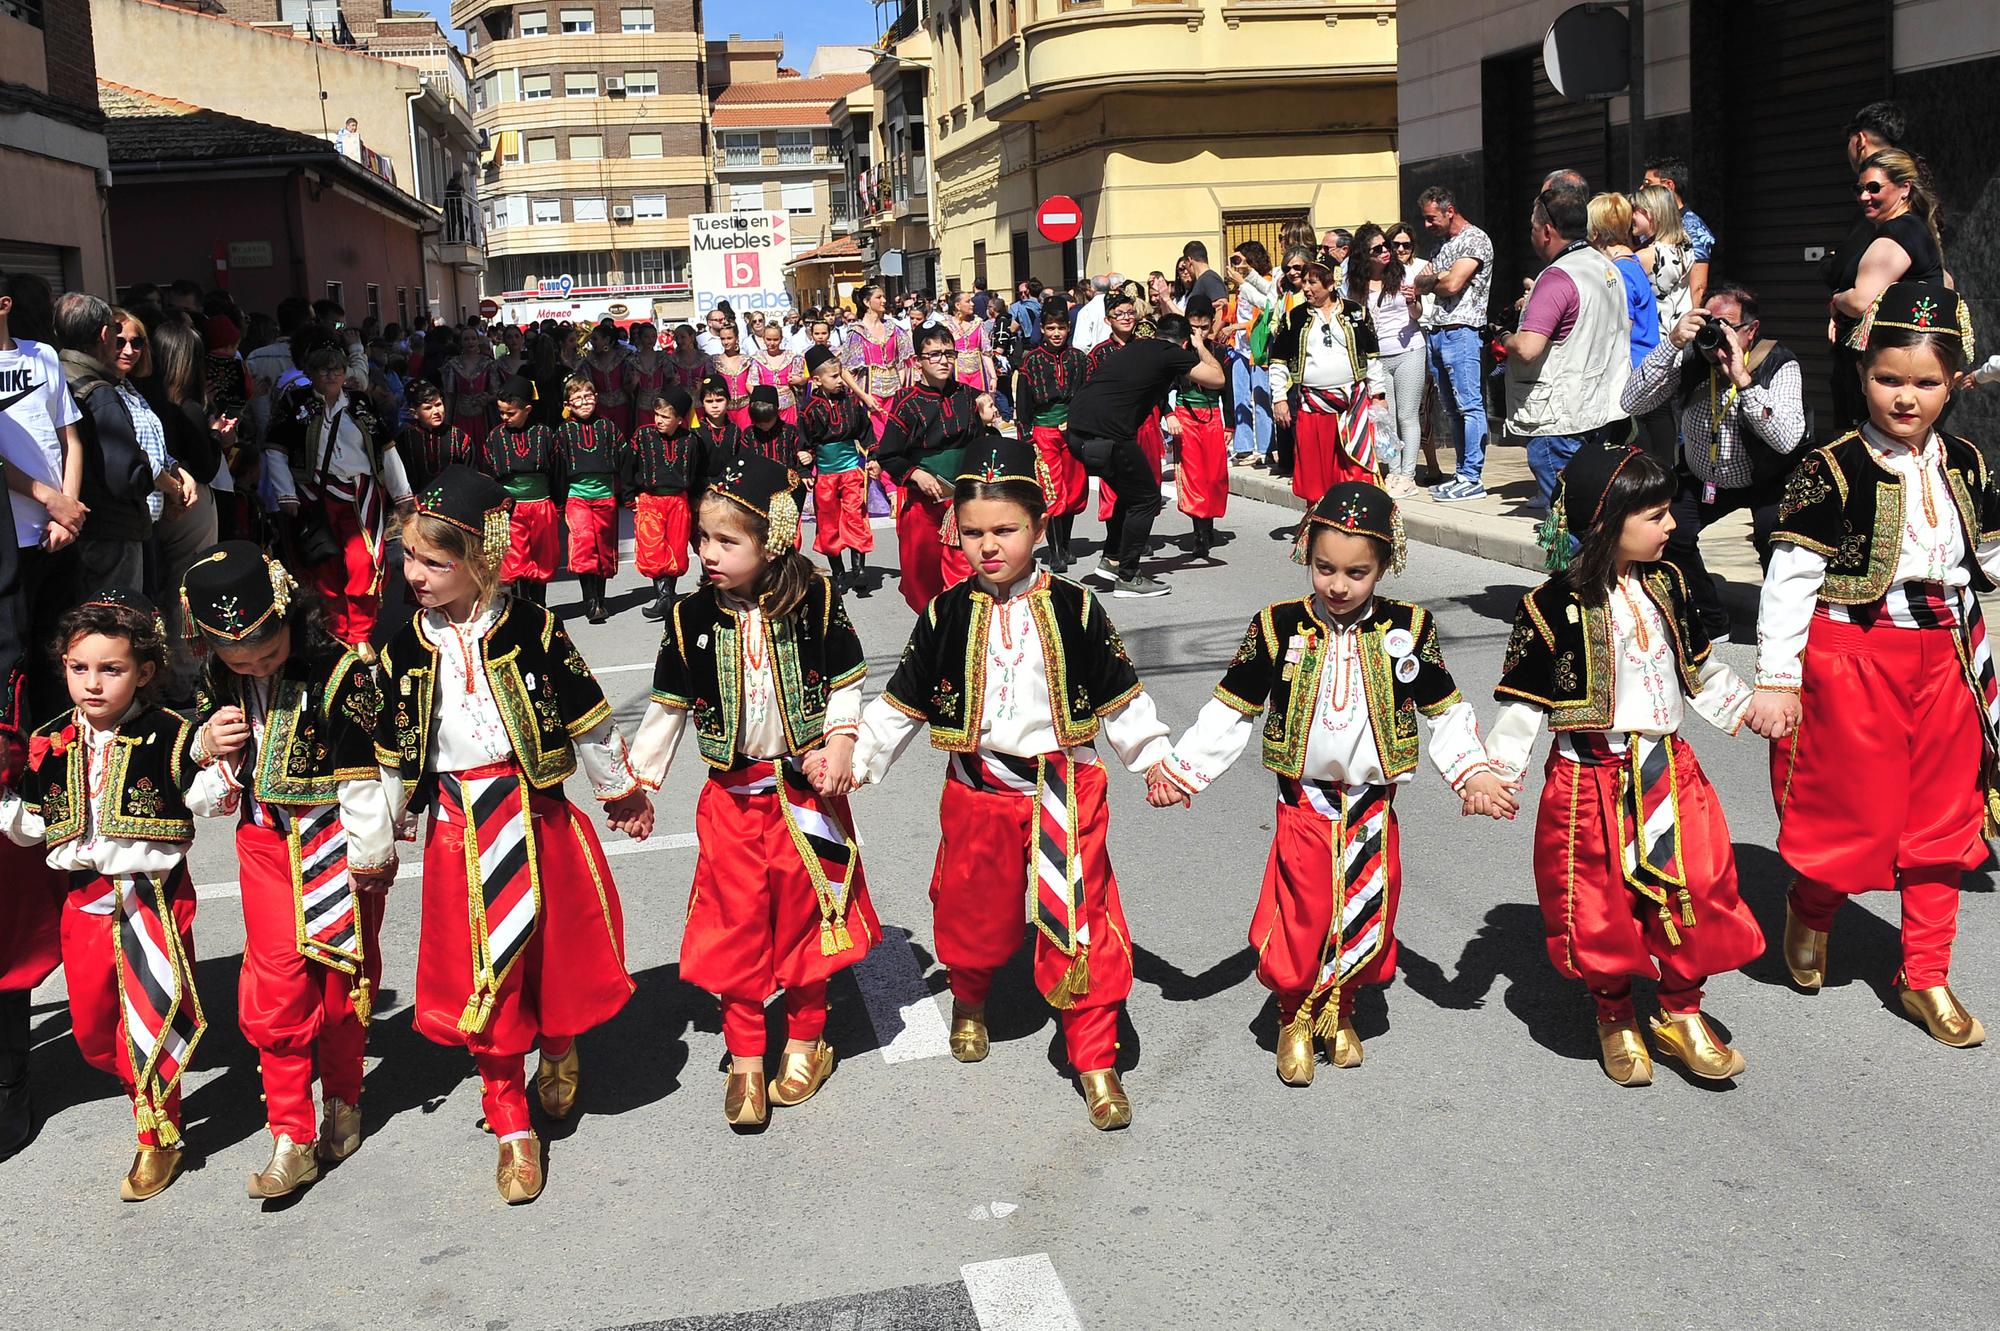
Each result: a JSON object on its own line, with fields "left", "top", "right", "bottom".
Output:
{"left": 1899, "top": 984, "right": 1987, "bottom": 1048}
{"left": 1596, "top": 1019, "right": 1653, "bottom": 1087}
{"left": 1783, "top": 904, "right": 1829, "bottom": 992}
{"left": 496, "top": 1135, "right": 544, "bottom": 1204}
{"left": 1325, "top": 1017, "right": 1364, "bottom": 1069}
{"left": 949, "top": 1003, "right": 989, "bottom": 1063}
{"left": 766, "top": 1040, "right": 835, "bottom": 1108}
{"left": 317, "top": 1097, "right": 362, "bottom": 1162}
{"left": 247, "top": 1133, "right": 320, "bottom": 1199}
{"left": 1079, "top": 1069, "right": 1132, "bottom": 1132}
{"left": 1275, "top": 1023, "right": 1315, "bottom": 1086}
{"left": 536, "top": 1044, "right": 581, "bottom": 1120}
{"left": 723, "top": 1069, "right": 768, "bottom": 1128}
{"left": 1649, "top": 1012, "right": 1746, "bottom": 1081}
{"left": 120, "top": 1145, "right": 183, "bottom": 1202}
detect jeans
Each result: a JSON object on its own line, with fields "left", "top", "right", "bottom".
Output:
{"left": 1228, "top": 350, "right": 1272, "bottom": 457}
{"left": 1377, "top": 346, "right": 1428, "bottom": 477}
{"left": 1527, "top": 434, "right": 1584, "bottom": 512}
{"left": 1072, "top": 432, "right": 1163, "bottom": 574}
{"left": 1427, "top": 325, "right": 1488, "bottom": 483}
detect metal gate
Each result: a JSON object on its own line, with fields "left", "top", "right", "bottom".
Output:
{"left": 0, "top": 242, "right": 69, "bottom": 294}
{"left": 1224, "top": 209, "right": 1310, "bottom": 267}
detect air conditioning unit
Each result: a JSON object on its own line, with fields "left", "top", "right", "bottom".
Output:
{"left": 611, "top": 204, "right": 635, "bottom": 221}
{"left": 605, "top": 76, "right": 625, "bottom": 95}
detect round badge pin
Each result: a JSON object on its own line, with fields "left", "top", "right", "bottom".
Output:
{"left": 1383, "top": 628, "right": 1415, "bottom": 658}
{"left": 1395, "top": 655, "right": 1420, "bottom": 683}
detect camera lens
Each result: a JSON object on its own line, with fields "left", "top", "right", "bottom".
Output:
{"left": 1693, "top": 317, "right": 1725, "bottom": 353}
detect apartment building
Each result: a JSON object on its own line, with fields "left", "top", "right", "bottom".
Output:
{"left": 853, "top": 0, "right": 934, "bottom": 295}
{"left": 1, "top": 0, "right": 115, "bottom": 295}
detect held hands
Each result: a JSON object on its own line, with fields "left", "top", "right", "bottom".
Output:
{"left": 201, "top": 706, "right": 251, "bottom": 762}
{"left": 1143, "top": 761, "right": 1191, "bottom": 809}
{"left": 1743, "top": 689, "right": 1802, "bottom": 740}
{"left": 806, "top": 733, "right": 858, "bottom": 797}
{"left": 350, "top": 860, "right": 397, "bottom": 895}
{"left": 1459, "top": 769, "right": 1521, "bottom": 821}
{"left": 603, "top": 790, "right": 655, "bottom": 840}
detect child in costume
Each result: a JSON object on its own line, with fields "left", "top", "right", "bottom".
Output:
{"left": 848, "top": 433, "right": 1173, "bottom": 1131}
{"left": 398, "top": 379, "right": 475, "bottom": 498}
{"left": 0, "top": 591, "right": 219, "bottom": 1200}
{"left": 1487, "top": 444, "right": 1763, "bottom": 1086}
{"left": 625, "top": 385, "right": 697, "bottom": 622}
{"left": 1165, "top": 293, "right": 1231, "bottom": 560}
{"left": 1745, "top": 282, "right": 2000, "bottom": 1048}
{"left": 798, "top": 346, "right": 878, "bottom": 593}
{"left": 181, "top": 542, "right": 395, "bottom": 1199}
{"left": 558, "top": 373, "right": 623, "bottom": 624}
{"left": 1011, "top": 303, "right": 1090, "bottom": 572}
{"left": 377, "top": 466, "right": 653, "bottom": 1202}
{"left": 630, "top": 451, "right": 880, "bottom": 1129}
{"left": 1156, "top": 483, "right": 1509, "bottom": 1082}
{"left": 751, "top": 321, "right": 807, "bottom": 427}
{"left": 484, "top": 376, "right": 561, "bottom": 605}
{"left": 686, "top": 373, "right": 739, "bottom": 513}
{"left": 875, "top": 323, "right": 992, "bottom": 612}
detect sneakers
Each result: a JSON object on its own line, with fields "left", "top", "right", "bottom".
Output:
{"left": 1384, "top": 474, "right": 1420, "bottom": 499}
{"left": 1087, "top": 558, "right": 1121, "bottom": 583}
{"left": 1113, "top": 572, "right": 1171, "bottom": 598}
{"left": 1431, "top": 478, "right": 1487, "bottom": 502}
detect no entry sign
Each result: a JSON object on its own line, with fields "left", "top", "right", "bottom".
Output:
{"left": 1036, "top": 195, "right": 1082, "bottom": 244}
{"left": 478, "top": 297, "right": 499, "bottom": 319}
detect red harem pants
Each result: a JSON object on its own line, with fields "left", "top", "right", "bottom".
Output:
{"left": 0, "top": 840, "right": 62, "bottom": 991}
{"left": 565, "top": 494, "right": 619, "bottom": 577}
{"left": 814, "top": 469, "right": 874, "bottom": 557}
{"left": 896, "top": 484, "right": 972, "bottom": 613}
{"left": 683, "top": 771, "right": 882, "bottom": 1057}
{"left": 931, "top": 761, "right": 1132, "bottom": 1073}
{"left": 1533, "top": 737, "right": 1764, "bottom": 1019}
{"left": 1098, "top": 409, "right": 1164, "bottom": 522}
{"left": 1774, "top": 612, "right": 1986, "bottom": 988}
{"left": 501, "top": 495, "right": 560, "bottom": 585}
{"left": 236, "top": 820, "right": 386, "bottom": 1141}
{"left": 1173, "top": 405, "right": 1229, "bottom": 520}
{"left": 61, "top": 871, "right": 197, "bottom": 1145}
{"left": 1291, "top": 406, "right": 1373, "bottom": 505}
{"left": 633, "top": 492, "right": 691, "bottom": 578}
{"left": 1032, "top": 425, "right": 1087, "bottom": 519}
{"left": 1254, "top": 798, "right": 1401, "bottom": 1023}
{"left": 417, "top": 774, "right": 633, "bottom": 1137}
{"left": 311, "top": 497, "right": 382, "bottom": 647}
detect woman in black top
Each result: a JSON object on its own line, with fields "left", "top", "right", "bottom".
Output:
{"left": 141, "top": 318, "right": 223, "bottom": 699}
{"left": 1826, "top": 147, "right": 1945, "bottom": 423}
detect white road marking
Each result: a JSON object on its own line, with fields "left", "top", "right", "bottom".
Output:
{"left": 595, "top": 662, "right": 655, "bottom": 676}
{"left": 962, "top": 1254, "right": 1086, "bottom": 1331}
{"left": 192, "top": 831, "right": 698, "bottom": 900}
{"left": 850, "top": 925, "right": 953, "bottom": 1064}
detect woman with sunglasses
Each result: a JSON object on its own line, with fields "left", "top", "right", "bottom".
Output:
{"left": 1826, "top": 148, "right": 1945, "bottom": 426}
{"left": 1349, "top": 223, "right": 1430, "bottom": 499}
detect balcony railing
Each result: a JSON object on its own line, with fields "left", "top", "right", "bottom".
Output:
{"left": 722, "top": 144, "right": 762, "bottom": 167}
{"left": 776, "top": 143, "right": 816, "bottom": 165}
{"left": 443, "top": 191, "right": 486, "bottom": 249}
{"left": 714, "top": 145, "right": 838, "bottom": 169}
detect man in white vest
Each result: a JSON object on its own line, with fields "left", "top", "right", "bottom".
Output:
{"left": 1504, "top": 182, "right": 1634, "bottom": 509}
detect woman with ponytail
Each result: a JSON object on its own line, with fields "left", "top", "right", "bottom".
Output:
{"left": 1828, "top": 147, "right": 1947, "bottom": 423}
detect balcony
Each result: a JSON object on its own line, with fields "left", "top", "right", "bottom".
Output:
{"left": 711, "top": 144, "right": 839, "bottom": 171}
{"left": 440, "top": 190, "right": 488, "bottom": 272}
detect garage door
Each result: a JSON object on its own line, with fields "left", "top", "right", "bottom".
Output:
{"left": 0, "top": 241, "right": 69, "bottom": 293}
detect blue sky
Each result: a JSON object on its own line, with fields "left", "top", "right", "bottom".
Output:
{"left": 412, "top": 0, "right": 882, "bottom": 62}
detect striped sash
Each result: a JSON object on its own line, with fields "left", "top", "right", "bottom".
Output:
{"left": 436, "top": 767, "right": 538, "bottom": 1036}
{"left": 711, "top": 759, "right": 863, "bottom": 956}
{"left": 1556, "top": 731, "right": 1696, "bottom": 945}
{"left": 1822, "top": 580, "right": 1959, "bottom": 629}
{"left": 1296, "top": 385, "right": 1379, "bottom": 474}
{"left": 105, "top": 867, "right": 205, "bottom": 1147}
{"left": 1278, "top": 776, "right": 1390, "bottom": 1037}
{"left": 321, "top": 470, "right": 387, "bottom": 588}
{"left": 268, "top": 801, "right": 370, "bottom": 1021}
{"left": 1951, "top": 586, "right": 2000, "bottom": 834}
{"left": 948, "top": 749, "right": 1093, "bottom": 1008}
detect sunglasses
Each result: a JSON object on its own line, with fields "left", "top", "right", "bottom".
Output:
{"left": 1284, "top": 265, "right": 1307, "bottom": 274}
{"left": 918, "top": 349, "right": 954, "bottom": 361}
{"left": 1367, "top": 244, "right": 1389, "bottom": 255}
{"left": 1857, "top": 180, "right": 1888, "bottom": 196}
{"left": 1390, "top": 240, "right": 1415, "bottom": 250}
{"left": 115, "top": 335, "right": 148, "bottom": 349}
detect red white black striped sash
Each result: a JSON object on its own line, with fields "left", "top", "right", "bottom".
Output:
{"left": 435, "top": 765, "right": 537, "bottom": 1036}
{"left": 320, "top": 471, "right": 387, "bottom": 582}
{"left": 92, "top": 865, "right": 205, "bottom": 1147}
{"left": 948, "top": 749, "right": 1095, "bottom": 1008}
{"left": 1820, "top": 580, "right": 1960, "bottom": 629}
{"left": 1296, "top": 385, "right": 1379, "bottom": 473}
{"left": 1278, "top": 776, "right": 1389, "bottom": 1036}
{"left": 1555, "top": 731, "right": 1697, "bottom": 945}
{"left": 268, "top": 801, "right": 367, "bottom": 1009}
{"left": 711, "top": 759, "right": 863, "bottom": 956}
{"left": 1950, "top": 586, "right": 2000, "bottom": 831}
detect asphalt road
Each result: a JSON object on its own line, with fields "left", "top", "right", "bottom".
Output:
{"left": 4, "top": 487, "right": 1993, "bottom": 1331}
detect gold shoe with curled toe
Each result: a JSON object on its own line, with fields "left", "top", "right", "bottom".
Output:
{"left": 1900, "top": 984, "right": 1987, "bottom": 1048}
{"left": 1325, "top": 1016, "right": 1364, "bottom": 1069}
{"left": 536, "top": 1044, "right": 581, "bottom": 1120}
{"left": 318, "top": 1097, "right": 362, "bottom": 1162}
{"left": 1596, "top": 1019, "right": 1653, "bottom": 1087}
{"left": 1275, "top": 1022, "right": 1315, "bottom": 1086}
{"left": 495, "top": 1135, "right": 544, "bottom": 1204}
{"left": 767, "top": 1040, "right": 835, "bottom": 1108}
{"left": 723, "top": 1069, "right": 768, "bottom": 1128}
{"left": 120, "top": 1145, "right": 184, "bottom": 1202}
{"left": 247, "top": 1133, "right": 319, "bottom": 1199}
{"left": 1783, "top": 903, "right": 1829, "bottom": 992}
{"left": 1649, "top": 1012, "right": 1746, "bottom": 1081}
{"left": 949, "top": 1003, "right": 989, "bottom": 1063}
{"left": 1079, "top": 1069, "right": 1132, "bottom": 1131}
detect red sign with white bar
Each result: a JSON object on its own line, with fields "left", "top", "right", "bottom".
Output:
{"left": 1036, "top": 195, "right": 1082, "bottom": 244}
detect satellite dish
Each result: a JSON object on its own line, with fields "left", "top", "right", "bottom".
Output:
{"left": 1544, "top": 4, "right": 1630, "bottom": 101}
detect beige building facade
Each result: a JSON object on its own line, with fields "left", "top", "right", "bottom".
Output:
{"left": 1, "top": 0, "right": 114, "bottom": 298}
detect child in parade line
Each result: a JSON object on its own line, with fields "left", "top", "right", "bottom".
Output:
{"left": 1744, "top": 282, "right": 2000, "bottom": 1048}
{"left": 1011, "top": 302, "right": 1091, "bottom": 573}
{"left": 484, "top": 376, "right": 561, "bottom": 605}
{"left": 875, "top": 323, "right": 995, "bottom": 613}
{"left": 1165, "top": 292, "right": 1232, "bottom": 560}
{"left": 686, "top": 374, "right": 740, "bottom": 514}
{"left": 751, "top": 321, "right": 808, "bottom": 428}
{"left": 181, "top": 543, "right": 395, "bottom": 1199}
{"left": 629, "top": 451, "right": 880, "bottom": 1130}
{"left": 799, "top": 346, "right": 879, "bottom": 594}
{"left": 398, "top": 379, "right": 476, "bottom": 499}
{"left": 377, "top": 466, "right": 654, "bottom": 1203}
{"left": 844, "top": 432, "right": 1174, "bottom": 1131}
{"left": 0, "top": 723, "right": 66, "bottom": 1160}
{"left": 1154, "top": 483, "right": 1513, "bottom": 1082}
{"left": 0, "top": 592, "right": 224, "bottom": 1199}
{"left": 625, "top": 385, "right": 697, "bottom": 622}
{"left": 559, "top": 373, "right": 623, "bottom": 625}
{"left": 1487, "top": 444, "right": 1763, "bottom": 1087}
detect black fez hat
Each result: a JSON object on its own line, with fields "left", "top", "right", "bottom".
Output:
{"left": 416, "top": 464, "right": 512, "bottom": 568}
{"left": 804, "top": 345, "right": 837, "bottom": 375}
{"left": 78, "top": 586, "right": 169, "bottom": 642}
{"left": 495, "top": 374, "right": 536, "bottom": 404}
{"left": 710, "top": 450, "right": 802, "bottom": 554}
{"left": 1556, "top": 442, "right": 1645, "bottom": 538}
{"left": 1294, "top": 481, "right": 1405, "bottom": 572}
{"left": 1852, "top": 280, "right": 1976, "bottom": 360}
{"left": 957, "top": 430, "right": 1049, "bottom": 495}
{"left": 656, "top": 385, "right": 693, "bottom": 416}
{"left": 180, "top": 541, "right": 296, "bottom": 643}
{"left": 747, "top": 384, "right": 780, "bottom": 409}
{"left": 699, "top": 373, "right": 728, "bottom": 398}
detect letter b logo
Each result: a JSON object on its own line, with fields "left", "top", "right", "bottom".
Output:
{"left": 725, "top": 252, "right": 761, "bottom": 287}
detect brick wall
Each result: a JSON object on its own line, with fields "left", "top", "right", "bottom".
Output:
{"left": 40, "top": 0, "right": 100, "bottom": 112}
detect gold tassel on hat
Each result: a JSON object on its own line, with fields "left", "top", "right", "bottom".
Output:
{"left": 767, "top": 486, "right": 801, "bottom": 554}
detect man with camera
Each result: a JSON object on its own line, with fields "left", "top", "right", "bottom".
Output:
{"left": 1619, "top": 280, "right": 1808, "bottom": 638}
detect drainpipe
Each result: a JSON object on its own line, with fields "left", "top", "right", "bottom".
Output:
{"left": 407, "top": 89, "right": 433, "bottom": 318}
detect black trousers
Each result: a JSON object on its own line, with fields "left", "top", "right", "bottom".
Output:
{"left": 1070, "top": 431, "right": 1163, "bottom": 573}
{"left": 1663, "top": 466, "right": 1781, "bottom": 634}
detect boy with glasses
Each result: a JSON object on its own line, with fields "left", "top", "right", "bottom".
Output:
{"left": 875, "top": 324, "right": 996, "bottom": 610}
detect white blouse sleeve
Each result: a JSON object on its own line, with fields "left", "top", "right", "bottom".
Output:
{"left": 627, "top": 700, "right": 686, "bottom": 791}
{"left": 0, "top": 791, "right": 45, "bottom": 847}
{"left": 1161, "top": 697, "right": 1259, "bottom": 795}
{"left": 823, "top": 679, "right": 863, "bottom": 737}
{"left": 263, "top": 447, "right": 298, "bottom": 502}
{"left": 852, "top": 694, "right": 926, "bottom": 786}
{"left": 1484, "top": 702, "right": 1547, "bottom": 783}
{"left": 339, "top": 776, "right": 397, "bottom": 872}
{"left": 575, "top": 717, "right": 642, "bottom": 801}
{"left": 1099, "top": 690, "right": 1172, "bottom": 774}
{"left": 379, "top": 443, "right": 413, "bottom": 502}
{"left": 1423, "top": 699, "right": 1491, "bottom": 790}
{"left": 184, "top": 759, "right": 243, "bottom": 819}
{"left": 1755, "top": 541, "right": 1827, "bottom": 690}
{"left": 1691, "top": 657, "right": 1754, "bottom": 735}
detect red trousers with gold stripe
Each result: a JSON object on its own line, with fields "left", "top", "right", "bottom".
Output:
{"left": 1032, "top": 425, "right": 1088, "bottom": 519}
{"left": 565, "top": 494, "right": 620, "bottom": 577}
{"left": 633, "top": 492, "right": 691, "bottom": 578}
{"left": 1532, "top": 737, "right": 1763, "bottom": 1020}
{"left": 310, "top": 497, "right": 381, "bottom": 647}
{"left": 1173, "top": 405, "right": 1229, "bottom": 520}
{"left": 895, "top": 485, "right": 972, "bottom": 613}
{"left": 684, "top": 774, "right": 881, "bottom": 1057}
{"left": 813, "top": 469, "right": 874, "bottom": 557}
{"left": 0, "top": 840, "right": 62, "bottom": 992}
{"left": 1255, "top": 799, "right": 1401, "bottom": 1022}
{"left": 931, "top": 762, "right": 1131, "bottom": 1073}
{"left": 501, "top": 495, "right": 560, "bottom": 585}
{"left": 61, "top": 872, "right": 197, "bottom": 1145}
{"left": 1774, "top": 614, "right": 1986, "bottom": 987}
{"left": 236, "top": 821, "right": 385, "bottom": 1142}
